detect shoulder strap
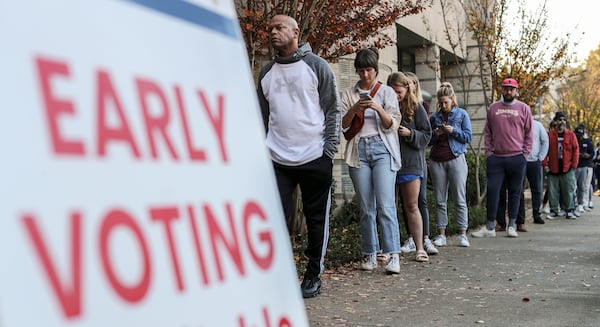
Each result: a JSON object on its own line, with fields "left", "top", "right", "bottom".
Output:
{"left": 370, "top": 81, "right": 382, "bottom": 97}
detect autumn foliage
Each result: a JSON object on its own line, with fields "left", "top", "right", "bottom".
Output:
{"left": 553, "top": 45, "right": 600, "bottom": 141}
{"left": 235, "top": 0, "right": 432, "bottom": 70}
{"left": 464, "top": 0, "right": 573, "bottom": 106}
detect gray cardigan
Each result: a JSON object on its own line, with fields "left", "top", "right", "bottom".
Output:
{"left": 398, "top": 103, "right": 432, "bottom": 176}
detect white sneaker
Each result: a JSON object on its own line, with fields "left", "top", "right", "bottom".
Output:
{"left": 541, "top": 206, "right": 550, "bottom": 214}
{"left": 471, "top": 227, "right": 496, "bottom": 238}
{"left": 457, "top": 234, "right": 470, "bottom": 247}
{"left": 432, "top": 235, "right": 447, "bottom": 247}
{"left": 589, "top": 201, "right": 594, "bottom": 208}
{"left": 360, "top": 253, "right": 378, "bottom": 271}
{"left": 546, "top": 211, "right": 562, "bottom": 219}
{"left": 558, "top": 209, "right": 567, "bottom": 216}
{"left": 574, "top": 208, "right": 582, "bottom": 217}
{"left": 424, "top": 238, "right": 439, "bottom": 255}
{"left": 385, "top": 253, "right": 400, "bottom": 274}
{"left": 507, "top": 226, "right": 518, "bottom": 238}
{"left": 400, "top": 237, "right": 416, "bottom": 253}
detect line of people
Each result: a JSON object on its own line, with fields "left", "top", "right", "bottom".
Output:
{"left": 471, "top": 80, "right": 596, "bottom": 240}
{"left": 339, "top": 49, "right": 475, "bottom": 274}
{"left": 255, "top": 14, "right": 595, "bottom": 299}
{"left": 257, "top": 14, "right": 474, "bottom": 298}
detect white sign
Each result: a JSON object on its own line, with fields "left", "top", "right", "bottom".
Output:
{"left": 0, "top": 0, "right": 309, "bottom": 326}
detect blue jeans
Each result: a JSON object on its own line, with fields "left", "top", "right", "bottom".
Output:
{"left": 575, "top": 166, "right": 589, "bottom": 206}
{"left": 350, "top": 135, "right": 401, "bottom": 254}
{"left": 497, "top": 159, "right": 543, "bottom": 225}
{"left": 486, "top": 154, "right": 526, "bottom": 228}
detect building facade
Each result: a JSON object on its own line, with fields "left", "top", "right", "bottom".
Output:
{"left": 332, "top": 0, "right": 491, "bottom": 204}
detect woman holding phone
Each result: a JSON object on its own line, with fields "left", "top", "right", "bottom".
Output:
{"left": 429, "top": 82, "right": 472, "bottom": 248}
{"left": 340, "top": 48, "right": 402, "bottom": 274}
{"left": 387, "top": 71, "right": 432, "bottom": 263}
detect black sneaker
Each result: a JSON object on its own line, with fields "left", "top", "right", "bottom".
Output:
{"left": 533, "top": 217, "right": 545, "bottom": 224}
{"left": 300, "top": 276, "right": 321, "bottom": 298}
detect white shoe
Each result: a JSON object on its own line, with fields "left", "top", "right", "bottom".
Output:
{"left": 541, "top": 206, "right": 550, "bottom": 214}
{"left": 471, "top": 227, "right": 496, "bottom": 238}
{"left": 432, "top": 235, "right": 447, "bottom": 247}
{"left": 424, "top": 238, "right": 439, "bottom": 255}
{"left": 385, "top": 253, "right": 400, "bottom": 274}
{"left": 457, "top": 234, "right": 470, "bottom": 247}
{"left": 507, "top": 226, "right": 518, "bottom": 238}
{"left": 400, "top": 237, "right": 416, "bottom": 253}
{"left": 546, "top": 211, "right": 563, "bottom": 219}
{"left": 360, "top": 253, "right": 378, "bottom": 271}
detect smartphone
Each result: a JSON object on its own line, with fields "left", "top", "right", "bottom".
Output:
{"left": 359, "top": 91, "right": 370, "bottom": 100}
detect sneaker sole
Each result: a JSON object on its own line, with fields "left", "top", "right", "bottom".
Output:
{"left": 302, "top": 289, "right": 321, "bottom": 298}
{"left": 471, "top": 233, "right": 496, "bottom": 238}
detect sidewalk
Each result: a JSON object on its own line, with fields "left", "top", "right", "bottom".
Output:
{"left": 305, "top": 209, "right": 600, "bottom": 327}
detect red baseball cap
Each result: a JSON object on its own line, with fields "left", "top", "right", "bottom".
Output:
{"left": 502, "top": 78, "right": 518, "bottom": 88}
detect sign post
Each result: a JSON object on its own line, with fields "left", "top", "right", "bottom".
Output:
{"left": 0, "top": 1, "right": 309, "bottom": 326}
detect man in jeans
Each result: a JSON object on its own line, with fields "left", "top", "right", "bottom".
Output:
{"left": 257, "top": 15, "right": 341, "bottom": 298}
{"left": 543, "top": 112, "right": 579, "bottom": 219}
{"left": 495, "top": 118, "right": 549, "bottom": 230}
{"left": 472, "top": 78, "right": 533, "bottom": 238}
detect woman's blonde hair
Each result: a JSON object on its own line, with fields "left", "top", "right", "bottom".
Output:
{"left": 387, "top": 72, "right": 419, "bottom": 122}
{"left": 436, "top": 82, "right": 458, "bottom": 110}
{"left": 404, "top": 72, "right": 424, "bottom": 103}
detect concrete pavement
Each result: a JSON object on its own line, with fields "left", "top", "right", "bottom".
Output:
{"left": 305, "top": 209, "right": 600, "bottom": 326}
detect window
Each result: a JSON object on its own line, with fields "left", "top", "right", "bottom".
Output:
{"left": 398, "top": 51, "right": 415, "bottom": 73}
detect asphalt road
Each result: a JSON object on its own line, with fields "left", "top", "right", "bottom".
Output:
{"left": 305, "top": 208, "right": 600, "bottom": 326}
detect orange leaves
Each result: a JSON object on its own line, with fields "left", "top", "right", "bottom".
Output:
{"left": 235, "top": 0, "right": 431, "bottom": 73}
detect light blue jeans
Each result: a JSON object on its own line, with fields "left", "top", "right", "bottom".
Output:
{"left": 349, "top": 135, "right": 401, "bottom": 255}
{"left": 430, "top": 154, "right": 469, "bottom": 231}
{"left": 575, "top": 166, "right": 589, "bottom": 206}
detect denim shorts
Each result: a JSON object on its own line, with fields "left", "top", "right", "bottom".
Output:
{"left": 396, "top": 174, "right": 422, "bottom": 184}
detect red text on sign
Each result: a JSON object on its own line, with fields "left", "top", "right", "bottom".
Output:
{"left": 237, "top": 307, "right": 293, "bottom": 327}
{"left": 21, "top": 200, "right": 274, "bottom": 319}
{"left": 35, "top": 56, "right": 228, "bottom": 163}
